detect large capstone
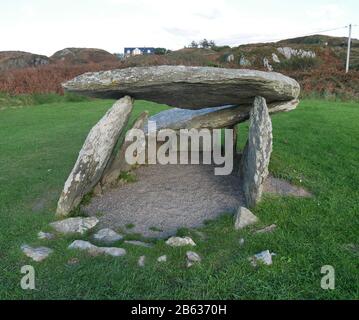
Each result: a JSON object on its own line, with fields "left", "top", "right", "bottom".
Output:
{"left": 62, "top": 66, "right": 300, "bottom": 110}
{"left": 56, "top": 96, "right": 133, "bottom": 216}
{"left": 240, "top": 96, "right": 273, "bottom": 208}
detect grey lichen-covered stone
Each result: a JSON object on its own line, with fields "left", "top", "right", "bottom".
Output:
{"left": 50, "top": 217, "right": 99, "bottom": 235}
{"left": 249, "top": 250, "right": 275, "bottom": 267}
{"left": 68, "top": 240, "right": 126, "bottom": 257}
{"left": 56, "top": 96, "right": 133, "bottom": 216}
{"left": 241, "top": 96, "right": 273, "bottom": 208}
{"left": 37, "top": 231, "right": 55, "bottom": 240}
{"left": 63, "top": 66, "right": 300, "bottom": 110}
{"left": 21, "top": 245, "right": 53, "bottom": 262}
{"left": 166, "top": 236, "right": 196, "bottom": 247}
{"left": 186, "top": 251, "right": 201, "bottom": 267}
{"left": 234, "top": 206, "right": 259, "bottom": 230}
{"left": 93, "top": 228, "right": 123, "bottom": 243}
{"left": 101, "top": 111, "right": 149, "bottom": 189}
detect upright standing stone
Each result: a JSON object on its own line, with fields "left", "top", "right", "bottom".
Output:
{"left": 100, "top": 111, "right": 149, "bottom": 189}
{"left": 56, "top": 96, "right": 133, "bottom": 216}
{"left": 240, "top": 96, "right": 273, "bottom": 208}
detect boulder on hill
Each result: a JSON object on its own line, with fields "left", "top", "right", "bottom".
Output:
{"left": 0, "top": 51, "right": 50, "bottom": 72}
{"left": 51, "top": 48, "right": 119, "bottom": 65}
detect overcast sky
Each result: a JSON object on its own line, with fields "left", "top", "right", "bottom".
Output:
{"left": 0, "top": 0, "right": 358, "bottom": 56}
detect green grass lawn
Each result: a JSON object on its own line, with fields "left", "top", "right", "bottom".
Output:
{"left": 0, "top": 97, "right": 358, "bottom": 300}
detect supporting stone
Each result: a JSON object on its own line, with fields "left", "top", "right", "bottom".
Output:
{"left": 56, "top": 96, "right": 133, "bottom": 216}
{"left": 240, "top": 96, "right": 273, "bottom": 208}
{"left": 100, "top": 111, "right": 149, "bottom": 190}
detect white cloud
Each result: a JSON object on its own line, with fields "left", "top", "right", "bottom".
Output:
{"left": 0, "top": 0, "right": 357, "bottom": 55}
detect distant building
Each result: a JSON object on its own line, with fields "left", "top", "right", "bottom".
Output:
{"left": 124, "top": 47, "right": 155, "bottom": 57}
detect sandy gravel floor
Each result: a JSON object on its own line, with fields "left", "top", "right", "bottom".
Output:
{"left": 84, "top": 163, "right": 311, "bottom": 238}
{"left": 84, "top": 163, "right": 245, "bottom": 238}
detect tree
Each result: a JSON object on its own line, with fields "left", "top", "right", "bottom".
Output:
{"left": 199, "top": 39, "right": 210, "bottom": 49}
{"left": 189, "top": 41, "right": 199, "bottom": 48}
{"left": 154, "top": 48, "right": 168, "bottom": 55}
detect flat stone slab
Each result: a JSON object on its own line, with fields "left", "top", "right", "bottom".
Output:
{"left": 63, "top": 66, "right": 300, "bottom": 109}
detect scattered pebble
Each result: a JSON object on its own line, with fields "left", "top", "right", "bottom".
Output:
{"left": 38, "top": 231, "right": 55, "bottom": 240}
{"left": 249, "top": 250, "right": 276, "bottom": 267}
{"left": 67, "top": 258, "right": 80, "bottom": 265}
{"left": 21, "top": 245, "right": 53, "bottom": 262}
{"left": 255, "top": 224, "right": 277, "bottom": 234}
{"left": 166, "top": 236, "right": 196, "bottom": 247}
{"left": 186, "top": 251, "right": 201, "bottom": 268}
{"left": 235, "top": 207, "right": 259, "bottom": 230}
{"left": 157, "top": 255, "right": 167, "bottom": 263}
{"left": 138, "top": 255, "right": 146, "bottom": 267}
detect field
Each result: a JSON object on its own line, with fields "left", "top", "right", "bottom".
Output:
{"left": 0, "top": 97, "right": 358, "bottom": 299}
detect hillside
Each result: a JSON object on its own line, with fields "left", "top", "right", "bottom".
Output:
{"left": 0, "top": 35, "right": 358, "bottom": 99}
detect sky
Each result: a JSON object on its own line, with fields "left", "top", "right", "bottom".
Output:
{"left": 0, "top": 0, "right": 358, "bottom": 56}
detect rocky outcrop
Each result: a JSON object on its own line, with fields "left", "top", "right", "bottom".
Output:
{"left": 63, "top": 66, "right": 300, "bottom": 109}
{"left": 277, "top": 47, "right": 316, "bottom": 60}
{"left": 56, "top": 97, "right": 133, "bottom": 216}
{"left": 100, "top": 111, "right": 149, "bottom": 189}
{"left": 240, "top": 97, "right": 273, "bottom": 208}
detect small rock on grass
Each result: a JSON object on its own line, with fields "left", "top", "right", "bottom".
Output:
{"left": 21, "top": 245, "right": 53, "bottom": 262}
{"left": 50, "top": 217, "right": 99, "bottom": 235}
{"left": 166, "top": 237, "right": 196, "bottom": 247}
{"left": 93, "top": 228, "right": 123, "bottom": 244}
{"left": 38, "top": 231, "right": 55, "bottom": 240}
{"left": 138, "top": 255, "right": 146, "bottom": 267}
{"left": 68, "top": 240, "right": 126, "bottom": 257}
{"left": 157, "top": 255, "right": 167, "bottom": 263}
{"left": 235, "top": 207, "right": 258, "bottom": 230}
{"left": 186, "top": 251, "right": 201, "bottom": 268}
{"left": 255, "top": 224, "right": 277, "bottom": 234}
{"left": 239, "top": 238, "right": 245, "bottom": 246}
{"left": 249, "top": 250, "right": 276, "bottom": 267}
